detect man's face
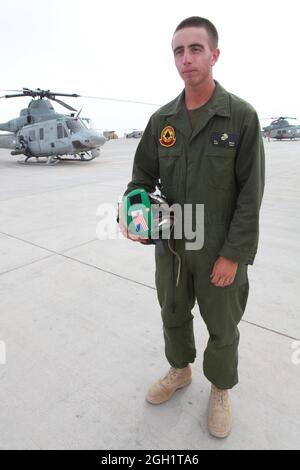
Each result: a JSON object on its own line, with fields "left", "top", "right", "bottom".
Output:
{"left": 172, "top": 27, "right": 220, "bottom": 88}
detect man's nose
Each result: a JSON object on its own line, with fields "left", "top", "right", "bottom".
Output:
{"left": 182, "top": 50, "right": 192, "bottom": 64}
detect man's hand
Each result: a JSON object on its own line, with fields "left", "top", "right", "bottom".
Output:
{"left": 118, "top": 201, "right": 149, "bottom": 243}
{"left": 210, "top": 256, "right": 238, "bottom": 288}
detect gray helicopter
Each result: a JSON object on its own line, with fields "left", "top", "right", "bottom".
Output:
{"left": 0, "top": 88, "right": 106, "bottom": 165}
{"left": 262, "top": 116, "right": 300, "bottom": 140}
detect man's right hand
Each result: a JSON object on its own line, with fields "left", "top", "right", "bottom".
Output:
{"left": 118, "top": 201, "right": 149, "bottom": 243}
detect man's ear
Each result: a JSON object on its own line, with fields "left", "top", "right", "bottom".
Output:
{"left": 211, "top": 48, "right": 220, "bottom": 67}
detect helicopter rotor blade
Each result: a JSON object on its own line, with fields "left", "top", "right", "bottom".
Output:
{"left": 270, "top": 116, "right": 297, "bottom": 120}
{"left": 51, "top": 97, "right": 78, "bottom": 112}
{"left": 76, "top": 107, "right": 83, "bottom": 118}
{"left": 1, "top": 88, "right": 161, "bottom": 106}
{"left": 48, "top": 92, "right": 80, "bottom": 98}
{"left": 26, "top": 89, "right": 80, "bottom": 99}
{"left": 0, "top": 93, "right": 28, "bottom": 99}
{"left": 4, "top": 88, "right": 81, "bottom": 99}
{"left": 80, "top": 95, "right": 161, "bottom": 107}
{"left": 0, "top": 89, "right": 24, "bottom": 93}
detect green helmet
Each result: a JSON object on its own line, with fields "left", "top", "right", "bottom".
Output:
{"left": 123, "top": 188, "right": 174, "bottom": 242}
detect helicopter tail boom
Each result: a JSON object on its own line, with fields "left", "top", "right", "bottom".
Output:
{"left": 0, "top": 133, "right": 17, "bottom": 149}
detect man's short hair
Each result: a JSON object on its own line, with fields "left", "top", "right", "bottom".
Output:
{"left": 174, "top": 16, "right": 219, "bottom": 51}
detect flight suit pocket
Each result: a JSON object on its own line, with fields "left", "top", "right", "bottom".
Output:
{"left": 158, "top": 149, "right": 182, "bottom": 201}
{"left": 205, "top": 148, "right": 236, "bottom": 190}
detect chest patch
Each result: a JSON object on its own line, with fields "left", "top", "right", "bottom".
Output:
{"left": 211, "top": 132, "right": 239, "bottom": 148}
{"left": 160, "top": 126, "right": 176, "bottom": 148}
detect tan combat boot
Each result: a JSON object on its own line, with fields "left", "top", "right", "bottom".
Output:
{"left": 146, "top": 365, "right": 192, "bottom": 405}
{"left": 208, "top": 384, "right": 232, "bottom": 439}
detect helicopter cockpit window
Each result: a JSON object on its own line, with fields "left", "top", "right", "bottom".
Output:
{"left": 29, "top": 130, "right": 36, "bottom": 142}
{"left": 66, "top": 119, "right": 85, "bottom": 134}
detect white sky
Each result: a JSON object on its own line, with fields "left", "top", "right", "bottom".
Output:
{"left": 1, "top": 0, "right": 300, "bottom": 133}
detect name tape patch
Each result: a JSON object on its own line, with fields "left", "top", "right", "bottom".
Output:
{"left": 211, "top": 132, "right": 239, "bottom": 148}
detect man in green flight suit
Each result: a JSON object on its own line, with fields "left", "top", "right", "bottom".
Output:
{"left": 119, "top": 16, "right": 265, "bottom": 439}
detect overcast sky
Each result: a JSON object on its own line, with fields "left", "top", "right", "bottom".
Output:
{"left": 1, "top": 0, "right": 299, "bottom": 133}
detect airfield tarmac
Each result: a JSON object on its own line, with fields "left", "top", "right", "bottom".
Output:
{"left": 0, "top": 138, "right": 299, "bottom": 450}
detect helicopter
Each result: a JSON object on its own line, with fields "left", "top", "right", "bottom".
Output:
{"left": 0, "top": 88, "right": 107, "bottom": 165}
{"left": 262, "top": 116, "right": 300, "bottom": 141}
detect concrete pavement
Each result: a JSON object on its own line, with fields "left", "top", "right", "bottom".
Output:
{"left": 0, "top": 138, "right": 299, "bottom": 450}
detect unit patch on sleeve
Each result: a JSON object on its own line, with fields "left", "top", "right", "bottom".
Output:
{"left": 211, "top": 132, "right": 239, "bottom": 148}
{"left": 160, "top": 126, "right": 176, "bottom": 148}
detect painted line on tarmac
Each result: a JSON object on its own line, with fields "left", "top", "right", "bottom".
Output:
{"left": 0, "top": 230, "right": 299, "bottom": 343}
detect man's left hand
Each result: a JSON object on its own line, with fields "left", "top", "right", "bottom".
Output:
{"left": 210, "top": 256, "right": 238, "bottom": 288}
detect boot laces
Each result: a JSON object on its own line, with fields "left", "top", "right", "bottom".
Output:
{"left": 163, "top": 367, "right": 180, "bottom": 385}
{"left": 212, "top": 386, "right": 228, "bottom": 408}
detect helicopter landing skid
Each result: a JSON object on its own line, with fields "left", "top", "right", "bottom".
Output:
{"left": 17, "top": 155, "right": 60, "bottom": 166}
{"left": 58, "top": 152, "right": 96, "bottom": 162}
{"left": 17, "top": 152, "right": 96, "bottom": 166}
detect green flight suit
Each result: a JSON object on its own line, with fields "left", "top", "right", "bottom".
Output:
{"left": 125, "top": 81, "right": 265, "bottom": 389}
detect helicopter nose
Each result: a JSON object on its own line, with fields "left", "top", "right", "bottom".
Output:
{"left": 86, "top": 132, "right": 106, "bottom": 148}
{"left": 71, "top": 131, "right": 106, "bottom": 150}
{"left": 90, "top": 132, "right": 106, "bottom": 147}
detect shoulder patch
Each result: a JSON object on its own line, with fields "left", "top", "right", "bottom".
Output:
{"left": 160, "top": 126, "right": 176, "bottom": 148}
{"left": 211, "top": 132, "right": 239, "bottom": 148}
